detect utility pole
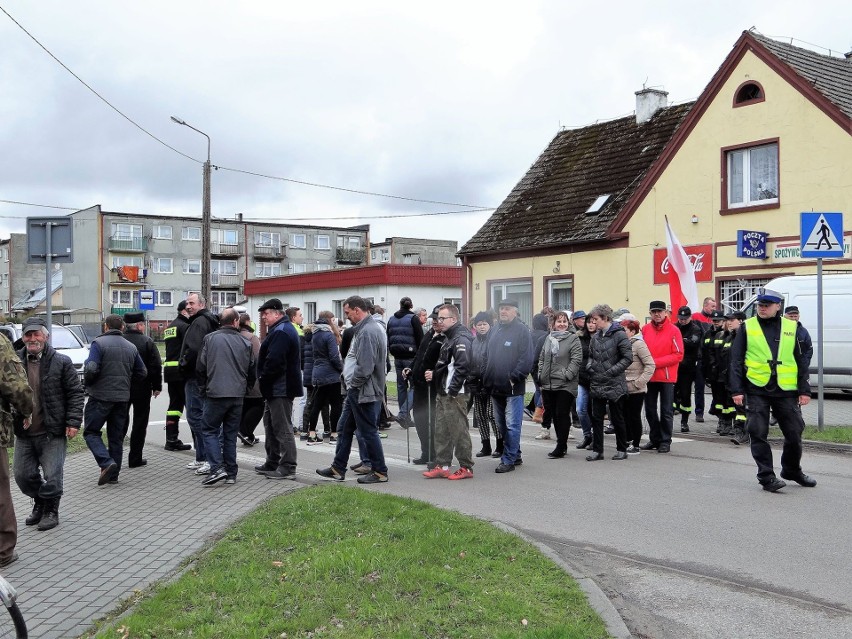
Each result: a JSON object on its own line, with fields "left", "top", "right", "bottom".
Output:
{"left": 171, "top": 116, "right": 212, "bottom": 301}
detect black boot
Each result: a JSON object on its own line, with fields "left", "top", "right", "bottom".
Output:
{"left": 575, "top": 435, "right": 593, "bottom": 449}
{"left": 37, "top": 499, "right": 59, "bottom": 531}
{"left": 25, "top": 498, "right": 44, "bottom": 526}
{"left": 681, "top": 418, "right": 690, "bottom": 433}
{"left": 491, "top": 439, "right": 504, "bottom": 458}
{"left": 476, "top": 440, "right": 492, "bottom": 457}
{"left": 164, "top": 420, "right": 192, "bottom": 451}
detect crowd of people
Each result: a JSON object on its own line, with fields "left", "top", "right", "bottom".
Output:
{"left": 0, "top": 287, "right": 819, "bottom": 564}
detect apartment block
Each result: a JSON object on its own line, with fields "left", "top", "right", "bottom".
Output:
{"left": 0, "top": 233, "right": 48, "bottom": 317}
{"left": 368, "top": 237, "right": 459, "bottom": 266}
{"left": 62, "top": 205, "right": 369, "bottom": 332}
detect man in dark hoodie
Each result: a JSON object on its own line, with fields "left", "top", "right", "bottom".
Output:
{"left": 386, "top": 296, "right": 423, "bottom": 429}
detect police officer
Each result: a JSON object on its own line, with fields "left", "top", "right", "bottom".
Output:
{"left": 162, "top": 301, "right": 192, "bottom": 451}
{"left": 729, "top": 289, "right": 816, "bottom": 492}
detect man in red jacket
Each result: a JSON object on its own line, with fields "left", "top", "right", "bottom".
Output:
{"left": 640, "top": 300, "right": 684, "bottom": 453}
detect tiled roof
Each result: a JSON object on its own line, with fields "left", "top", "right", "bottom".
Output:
{"left": 459, "top": 102, "right": 693, "bottom": 256}
{"left": 749, "top": 32, "right": 852, "bottom": 120}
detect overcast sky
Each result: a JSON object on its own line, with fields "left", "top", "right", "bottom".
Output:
{"left": 1, "top": 1, "right": 849, "bottom": 247}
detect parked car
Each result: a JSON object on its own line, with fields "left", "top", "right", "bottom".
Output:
{"left": 0, "top": 323, "right": 89, "bottom": 387}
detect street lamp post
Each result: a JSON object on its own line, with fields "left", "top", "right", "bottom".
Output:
{"left": 170, "top": 116, "right": 212, "bottom": 302}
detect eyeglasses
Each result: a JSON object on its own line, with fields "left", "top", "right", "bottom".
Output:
{"left": 436, "top": 316, "right": 454, "bottom": 322}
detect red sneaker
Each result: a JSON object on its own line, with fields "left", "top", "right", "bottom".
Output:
{"left": 447, "top": 467, "right": 473, "bottom": 480}
{"left": 423, "top": 466, "right": 451, "bottom": 479}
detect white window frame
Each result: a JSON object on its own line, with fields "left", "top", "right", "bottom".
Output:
{"left": 304, "top": 302, "right": 317, "bottom": 324}
{"left": 156, "top": 291, "right": 173, "bottom": 306}
{"left": 255, "top": 262, "right": 281, "bottom": 278}
{"left": 111, "top": 223, "right": 142, "bottom": 239}
{"left": 212, "top": 228, "right": 238, "bottom": 244}
{"left": 211, "top": 290, "right": 238, "bottom": 308}
{"left": 152, "top": 258, "right": 173, "bottom": 274}
{"left": 152, "top": 224, "right": 173, "bottom": 240}
{"left": 289, "top": 233, "right": 307, "bottom": 249}
{"left": 337, "top": 235, "right": 361, "bottom": 249}
{"left": 317, "top": 263, "right": 332, "bottom": 271}
{"left": 490, "top": 280, "right": 533, "bottom": 326}
{"left": 211, "top": 259, "right": 238, "bottom": 275}
{"left": 255, "top": 231, "right": 281, "bottom": 247}
{"left": 288, "top": 263, "right": 307, "bottom": 274}
{"left": 183, "top": 259, "right": 202, "bottom": 274}
{"left": 112, "top": 256, "right": 144, "bottom": 268}
{"left": 547, "top": 279, "right": 573, "bottom": 312}
{"left": 182, "top": 226, "right": 202, "bottom": 241}
{"left": 111, "top": 289, "right": 133, "bottom": 305}
{"left": 726, "top": 142, "right": 779, "bottom": 209}
{"left": 316, "top": 235, "right": 330, "bottom": 250}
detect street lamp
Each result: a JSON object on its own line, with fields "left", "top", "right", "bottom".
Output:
{"left": 171, "top": 116, "right": 212, "bottom": 302}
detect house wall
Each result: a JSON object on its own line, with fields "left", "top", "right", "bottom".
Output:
{"left": 467, "top": 48, "right": 852, "bottom": 319}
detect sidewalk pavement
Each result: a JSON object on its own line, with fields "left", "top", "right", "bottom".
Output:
{"left": 5, "top": 445, "right": 299, "bottom": 639}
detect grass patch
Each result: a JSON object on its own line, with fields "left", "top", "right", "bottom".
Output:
{"left": 93, "top": 486, "right": 607, "bottom": 639}
{"left": 779, "top": 426, "right": 852, "bottom": 444}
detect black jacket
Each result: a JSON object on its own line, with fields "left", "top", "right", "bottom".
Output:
{"left": 85, "top": 330, "right": 147, "bottom": 402}
{"left": 433, "top": 322, "right": 471, "bottom": 397}
{"left": 15, "top": 344, "right": 84, "bottom": 436}
{"left": 386, "top": 309, "right": 423, "bottom": 360}
{"left": 163, "top": 313, "right": 191, "bottom": 383}
{"left": 179, "top": 309, "right": 220, "bottom": 379}
{"left": 410, "top": 328, "right": 445, "bottom": 389}
{"left": 482, "top": 317, "right": 533, "bottom": 397}
{"left": 587, "top": 322, "right": 632, "bottom": 401}
{"left": 123, "top": 328, "right": 163, "bottom": 392}
{"left": 677, "top": 320, "right": 704, "bottom": 367}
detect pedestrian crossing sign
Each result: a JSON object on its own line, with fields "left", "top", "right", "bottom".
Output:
{"left": 800, "top": 212, "right": 844, "bottom": 258}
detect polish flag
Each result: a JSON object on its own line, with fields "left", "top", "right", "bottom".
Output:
{"left": 664, "top": 216, "right": 699, "bottom": 313}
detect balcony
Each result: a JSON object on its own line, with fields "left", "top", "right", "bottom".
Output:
{"left": 254, "top": 244, "right": 284, "bottom": 259}
{"left": 212, "top": 242, "right": 241, "bottom": 256}
{"left": 108, "top": 236, "right": 148, "bottom": 252}
{"left": 110, "top": 306, "right": 140, "bottom": 316}
{"left": 336, "top": 247, "right": 366, "bottom": 264}
{"left": 109, "top": 267, "right": 148, "bottom": 286}
{"left": 211, "top": 274, "right": 241, "bottom": 287}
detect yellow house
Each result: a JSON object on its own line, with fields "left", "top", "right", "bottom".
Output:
{"left": 459, "top": 30, "right": 852, "bottom": 323}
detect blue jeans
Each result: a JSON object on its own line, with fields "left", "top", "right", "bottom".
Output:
{"left": 84, "top": 398, "right": 128, "bottom": 477}
{"left": 394, "top": 359, "right": 414, "bottom": 420}
{"left": 13, "top": 434, "right": 67, "bottom": 500}
{"left": 576, "top": 384, "right": 592, "bottom": 437}
{"left": 332, "top": 388, "right": 387, "bottom": 475}
{"left": 184, "top": 378, "right": 206, "bottom": 462}
{"left": 201, "top": 397, "right": 243, "bottom": 477}
{"left": 492, "top": 394, "right": 524, "bottom": 465}
{"left": 644, "top": 382, "right": 675, "bottom": 446}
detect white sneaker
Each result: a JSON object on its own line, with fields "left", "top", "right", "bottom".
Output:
{"left": 186, "top": 460, "right": 203, "bottom": 469}
{"left": 534, "top": 428, "right": 551, "bottom": 440}
{"left": 567, "top": 427, "right": 576, "bottom": 439}
{"left": 194, "top": 462, "right": 211, "bottom": 475}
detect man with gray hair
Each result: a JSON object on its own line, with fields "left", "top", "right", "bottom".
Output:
{"left": 83, "top": 314, "right": 147, "bottom": 485}
{"left": 196, "top": 308, "right": 255, "bottom": 485}
{"left": 14, "top": 317, "right": 84, "bottom": 531}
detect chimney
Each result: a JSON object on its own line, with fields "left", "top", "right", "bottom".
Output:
{"left": 236, "top": 212, "right": 243, "bottom": 222}
{"left": 845, "top": 50, "right": 852, "bottom": 61}
{"left": 635, "top": 88, "right": 669, "bottom": 124}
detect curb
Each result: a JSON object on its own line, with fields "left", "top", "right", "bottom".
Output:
{"left": 678, "top": 432, "right": 852, "bottom": 455}
{"left": 492, "top": 522, "right": 631, "bottom": 639}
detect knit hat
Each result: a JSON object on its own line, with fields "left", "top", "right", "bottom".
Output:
{"left": 472, "top": 311, "right": 492, "bottom": 325}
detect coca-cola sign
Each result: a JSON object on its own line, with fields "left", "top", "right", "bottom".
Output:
{"left": 653, "top": 244, "right": 713, "bottom": 284}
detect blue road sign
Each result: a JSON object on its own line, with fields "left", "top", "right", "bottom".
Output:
{"left": 801, "top": 212, "right": 844, "bottom": 258}
{"left": 139, "top": 290, "right": 156, "bottom": 311}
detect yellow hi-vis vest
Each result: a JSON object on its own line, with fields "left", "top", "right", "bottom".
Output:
{"left": 744, "top": 317, "right": 798, "bottom": 391}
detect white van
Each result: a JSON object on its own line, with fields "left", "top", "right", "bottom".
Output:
{"left": 740, "top": 273, "right": 852, "bottom": 391}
